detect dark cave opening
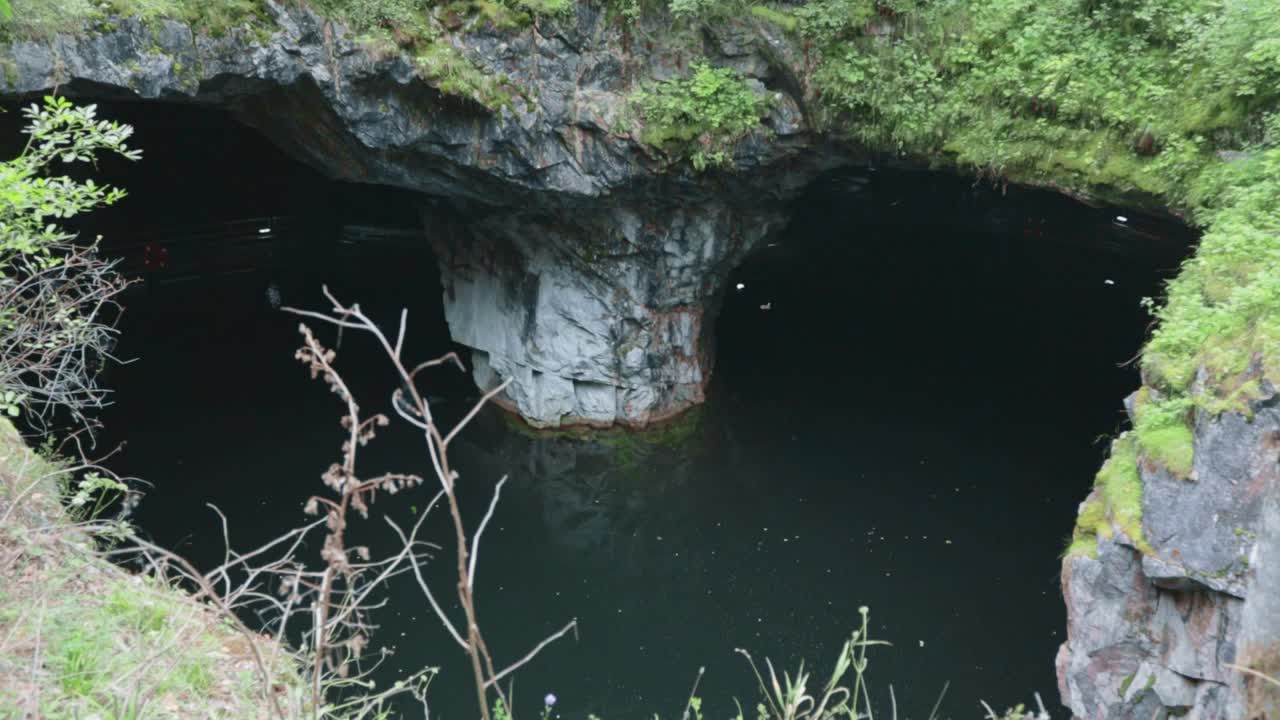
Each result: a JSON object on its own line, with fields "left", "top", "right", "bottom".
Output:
{"left": 709, "top": 165, "right": 1195, "bottom": 713}
{"left": 10, "top": 97, "right": 1201, "bottom": 717}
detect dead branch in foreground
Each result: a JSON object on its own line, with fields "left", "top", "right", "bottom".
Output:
{"left": 0, "top": 240, "right": 132, "bottom": 438}
{"left": 285, "top": 286, "right": 576, "bottom": 720}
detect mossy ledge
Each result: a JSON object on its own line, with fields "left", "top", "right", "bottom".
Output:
{"left": 1065, "top": 433, "right": 1150, "bottom": 560}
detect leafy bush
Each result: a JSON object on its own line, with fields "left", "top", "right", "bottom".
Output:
{"left": 668, "top": 0, "right": 722, "bottom": 20}
{"left": 791, "top": 0, "right": 875, "bottom": 42}
{"left": 797, "top": 0, "right": 1280, "bottom": 200}
{"left": 632, "top": 62, "right": 768, "bottom": 170}
{"left": 0, "top": 97, "right": 138, "bottom": 428}
{"left": 813, "top": 40, "right": 945, "bottom": 152}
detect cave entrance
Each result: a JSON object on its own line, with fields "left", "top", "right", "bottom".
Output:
{"left": 704, "top": 166, "right": 1195, "bottom": 710}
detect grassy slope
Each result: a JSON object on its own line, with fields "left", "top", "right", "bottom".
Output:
{"left": 0, "top": 419, "right": 298, "bottom": 718}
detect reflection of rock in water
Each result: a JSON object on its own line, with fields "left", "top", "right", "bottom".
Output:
{"left": 452, "top": 404, "right": 763, "bottom": 571}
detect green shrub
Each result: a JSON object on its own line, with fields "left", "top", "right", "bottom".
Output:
{"left": 632, "top": 61, "right": 768, "bottom": 170}
{"left": 813, "top": 40, "right": 945, "bottom": 152}
{"left": 792, "top": 0, "right": 875, "bottom": 42}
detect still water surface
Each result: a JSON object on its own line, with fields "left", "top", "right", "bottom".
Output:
{"left": 98, "top": 175, "right": 1186, "bottom": 718}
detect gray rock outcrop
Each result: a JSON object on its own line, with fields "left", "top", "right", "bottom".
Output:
{"left": 1056, "top": 386, "right": 1280, "bottom": 719}
{"left": 427, "top": 201, "right": 782, "bottom": 425}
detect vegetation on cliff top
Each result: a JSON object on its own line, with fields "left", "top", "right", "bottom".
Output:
{"left": 631, "top": 61, "right": 770, "bottom": 170}
{"left": 0, "top": 0, "right": 539, "bottom": 110}
{"left": 0, "top": 0, "right": 269, "bottom": 39}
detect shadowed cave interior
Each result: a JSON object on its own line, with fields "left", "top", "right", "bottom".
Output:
{"left": 37, "top": 100, "right": 1198, "bottom": 717}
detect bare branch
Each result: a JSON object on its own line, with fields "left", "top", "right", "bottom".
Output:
{"left": 483, "top": 619, "right": 579, "bottom": 690}
{"left": 468, "top": 475, "right": 507, "bottom": 591}
{"left": 444, "top": 378, "right": 512, "bottom": 447}
{"left": 385, "top": 504, "right": 466, "bottom": 650}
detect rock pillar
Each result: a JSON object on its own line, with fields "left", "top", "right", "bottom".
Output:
{"left": 428, "top": 201, "right": 782, "bottom": 428}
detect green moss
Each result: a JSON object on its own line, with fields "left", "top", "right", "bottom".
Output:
{"left": 1064, "top": 535, "right": 1099, "bottom": 560}
{"left": 1137, "top": 424, "right": 1195, "bottom": 477}
{"left": 1074, "top": 495, "right": 1108, "bottom": 536}
{"left": 1132, "top": 391, "right": 1196, "bottom": 478}
{"left": 1097, "top": 435, "right": 1149, "bottom": 552}
{"left": 1069, "top": 434, "right": 1151, "bottom": 557}
{"left": 416, "top": 40, "right": 517, "bottom": 110}
{"left": 0, "top": 0, "right": 270, "bottom": 41}
{"left": 748, "top": 4, "right": 797, "bottom": 32}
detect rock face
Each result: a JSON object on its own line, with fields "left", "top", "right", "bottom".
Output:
{"left": 0, "top": 1, "right": 811, "bottom": 426}
{"left": 1056, "top": 386, "right": 1280, "bottom": 719}
{"left": 427, "top": 201, "right": 783, "bottom": 425}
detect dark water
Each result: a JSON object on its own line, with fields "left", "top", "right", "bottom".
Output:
{"left": 79, "top": 99, "right": 1196, "bottom": 720}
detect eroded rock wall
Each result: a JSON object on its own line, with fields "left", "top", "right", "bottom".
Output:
{"left": 1057, "top": 386, "right": 1280, "bottom": 719}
